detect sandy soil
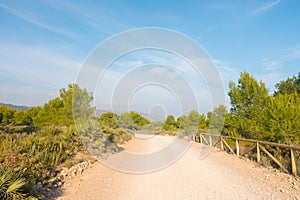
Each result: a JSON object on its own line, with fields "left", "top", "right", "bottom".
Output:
{"left": 56, "top": 135, "right": 300, "bottom": 200}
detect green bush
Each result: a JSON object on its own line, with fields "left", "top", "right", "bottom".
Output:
{"left": 0, "top": 127, "right": 81, "bottom": 198}
{"left": 0, "top": 166, "right": 37, "bottom": 200}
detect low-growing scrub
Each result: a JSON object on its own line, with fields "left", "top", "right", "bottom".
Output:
{"left": 0, "top": 126, "right": 81, "bottom": 199}
{"left": 0, "top": 166, "right": 37, "bottom": 200}
{"left": 0, "top": 84, "right": 141, "bottom": 199}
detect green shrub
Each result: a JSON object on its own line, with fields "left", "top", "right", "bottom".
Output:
{"left": 0, "top": 166, "right": 37, "bottom": 200}
{"left": 0, "top": 127, "right": 82, "bottom": 198}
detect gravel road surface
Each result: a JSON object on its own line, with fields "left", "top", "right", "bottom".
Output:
{"left": 56, "top": 135, "right": 300, "bottom": 200}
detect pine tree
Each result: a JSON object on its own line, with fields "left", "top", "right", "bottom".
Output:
{"left": 163, "top": 115, "right": 178, "bottom": 131}
{"left": 228, "top": 71, "right": 268, "bottom": 139}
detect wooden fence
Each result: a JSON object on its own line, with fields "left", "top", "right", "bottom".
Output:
{"left": 197, "top": 133, "right": 300, "bottom": 176}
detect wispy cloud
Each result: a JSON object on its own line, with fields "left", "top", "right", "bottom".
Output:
{"left": 43, "top": 0, "right": 131, "bottom": 36}
{"left": 251, "top": 0, "right": 281, "bottom": 16}
{"left": 0, "top": 81, "right": 57, "bottom": 106}
{"left": 284, "top": 45, "right": 300, "bottom": 60}
{"left": 0, "top": 2, "right": 77, "bottom": 38}
{"left": 258, "top": 44, "right": 300, "bottom": 72}
{"left": 256, "top": 44, "right": 300, "bottom": 92}
{"left": 258, "top": 72, "right": 287, "bottom": 92}
{"left": 260, "top": 58, "right": 281, "bottom": 71}
{"left": 213, "top": 59, "right": 240, "bottom": 82}
{"left": 0, "top": 42, "right": 81, "bottom": 105}
{"left": 91, "top": 50, "right": 217, "bottom": 115}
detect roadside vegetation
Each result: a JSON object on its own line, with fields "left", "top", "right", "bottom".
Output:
{"left": 160, "top": 71, "right": 300, "bottom": 174}
{"left": 0, "top": 84, "right": 149, "bottom": 199}
{"left": 161, "top": 71, "right": 300, "bottom": 146}
{"left": 0, "top": 71, "right": 299, "bottom": 199}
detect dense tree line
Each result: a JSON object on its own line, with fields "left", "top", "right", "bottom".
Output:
{"left": 94, "top": 111, "right": 150, "bottom": 131}
{"left": 2, "top": 72, "right": 298, "bottom": 146}
{"left": 161, "top": 71, "right": 300, "bottom": 145}
{"left": 0, "top": 86, "right": 150, "bottom": 132}
{"left": 226, "top": 71, "right": 300, "bottom": 145}
{"left": 0, "top": 84, "right": 93, "bottom": 127}
{"left": 96, "top": 111, "right": 149, "bottom": 144}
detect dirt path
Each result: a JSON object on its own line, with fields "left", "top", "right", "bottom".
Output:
{"left": 56, "top": 135, "right": 300, "bottom": 200}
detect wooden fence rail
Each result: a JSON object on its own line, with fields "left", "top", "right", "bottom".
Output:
{"left": 197, "top": 133, "right": 300, "bottom": 176}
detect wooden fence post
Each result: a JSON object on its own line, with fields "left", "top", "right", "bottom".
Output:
{"left": 291, "top": 149, "right": 297, "bottom": 176}
{"left": 200, "top": 133, "right": 300, "bottom": 176}
{"left": 222, "top": 139, "right": 235, "bottom": 154}
{"left": 260, "top": 145, "right": 289, "bottom": 173}
{"left": 257, "top": 142, "right": 260, "bottom": 163}
{"left": 220, "top": 136, "right": 224, "bottom": 151}
{"left": 200, "top": 134, "right": 203, "bottom": 144}
{"left": 236, "top": 139, "right": 239, "bottom": 156}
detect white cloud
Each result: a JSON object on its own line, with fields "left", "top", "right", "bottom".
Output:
{"left": 149, "top": 66, "right": 169, "bottom": 74}
{"left": 213, "top": 59, "right": 240, "bottom": 83}
{"left": 283, "top": 45, "right": 300, "bottom": 60}
{"left": 251, "top": 0, "right": 281, "bottom": 16}
{"left": 258, "top": 72, "right": 286, "bottom": 92}
{"left": 0, "top": 42, "right": 81, "bottom": 105}
{"left": 254, "top": 44, "right": 300, "bottom": 93}
{"left": 212, "top": 59, "right": 241, "bottom": 109}
{"left": 43, "top": 0, "right": 131, "bottom": 36}
{"left": 0, "top": 81, "right": 58, "bottom": 106}
{"left": 0, "top": 2, "right": 78, "bottom": 39}
{"left": 91, "top": 50, "right": 221, "bottom": 115}
{"left": 258, "top": 0, "right": 280, "bottom": 12}
{"left": 260, "top": 58, "right": 281, "bottom": 71}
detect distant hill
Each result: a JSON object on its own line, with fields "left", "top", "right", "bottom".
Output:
{"left": 0, "top": 103, "right": 30, "bottom": 111}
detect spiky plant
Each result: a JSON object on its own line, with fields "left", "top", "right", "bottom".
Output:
{"left": 0, "top": 167, "right": 26, "bottom": 200}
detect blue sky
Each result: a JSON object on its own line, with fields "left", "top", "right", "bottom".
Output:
{"left": 0, "top": 0, "right": 300, "bottom": 117}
